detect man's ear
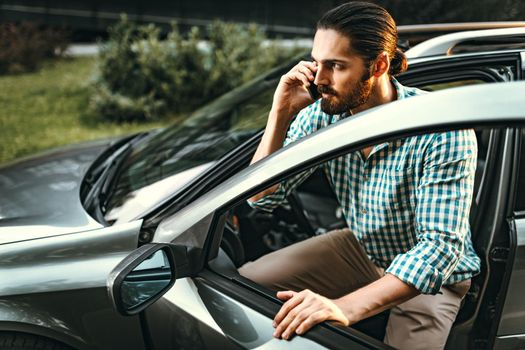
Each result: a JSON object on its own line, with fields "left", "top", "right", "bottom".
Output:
{"left": 371, "top": 52, "right": 390, "bottom": 77}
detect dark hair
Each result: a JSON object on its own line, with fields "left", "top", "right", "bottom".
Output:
{"left": 317, "top": 1, "right": 407, "bottom": 76}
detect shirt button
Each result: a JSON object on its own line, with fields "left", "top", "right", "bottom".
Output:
{"left": 361, "top": 208, "right": 368, "bottom": 214}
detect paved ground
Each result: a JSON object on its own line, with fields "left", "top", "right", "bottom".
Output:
{"left": 64, "top": 44, "right": 99, "bottom": 57}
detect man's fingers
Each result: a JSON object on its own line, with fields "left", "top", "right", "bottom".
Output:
{"left": 296, "top": 65, "right": 315, "bottom": 81}
{"left": 289, "top": 61, "right": 316, "bottom": 85}
{"left": 273, "top": 291, "right": 349, "bottom": 340}
{"left": 274, "top": 301, "right": 310, "bottom": 339}
{"left": 296, "top": 311, "right": 326, "bottom": 335}
{"left": 296, "top": 60, "right": 317, "bottom": 72}
{"left": 286, "top": 71, "right": 311, "bottom": 88}
{"left": 276, "top": 291, "right": 296, "bottom": 301}
{"left": 280, "top": 308, "right": 316, "bottom": 340}
{"left": 273, "top": 292, "right": 305, "bottom": 326}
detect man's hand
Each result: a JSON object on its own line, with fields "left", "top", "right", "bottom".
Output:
{"left": 271, "top": 61, "right": 318, "bottom": 124}
{"left": 272, "top": 289, "right": 350, "bottom": 340}
{"left": 271, "top": 275, "right": 420, "bottom": 341}
{"left": 248, "top": 61, "right": 318, "bottom": 202}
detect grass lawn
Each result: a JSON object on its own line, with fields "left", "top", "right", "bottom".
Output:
{"left": 0, "top": 57, "right": 181, "bottom": 165}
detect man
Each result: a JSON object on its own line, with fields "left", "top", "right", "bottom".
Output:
{"left": 239, "top": 2, "right": 480, "bottom": 349}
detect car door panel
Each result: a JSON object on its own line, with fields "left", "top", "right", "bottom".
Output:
{"left": 144, "top": 275, "right": 360, "bottom": 349}
{"left": 144, "top": 278, "right": 244, "bottom": 350}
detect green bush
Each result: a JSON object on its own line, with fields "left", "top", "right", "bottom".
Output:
{"left": 90, "top": 16, "right": 300, "bottom": 122}
{"left": 205, "top": 21, "right": 288, "bottom": 97}
{"left": 0, "top": 22, "right": 69, "bottom": 75}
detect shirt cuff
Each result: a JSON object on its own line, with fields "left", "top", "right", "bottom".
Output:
{"left": 246, "top": 185, "right": 287, "bottom": 212}
{"left": 385, "top": 253, "right": 444, "bottom": 295}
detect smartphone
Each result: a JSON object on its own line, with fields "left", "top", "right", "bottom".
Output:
{"left": 308, "top": 80, "right": 320, "bottom": 100}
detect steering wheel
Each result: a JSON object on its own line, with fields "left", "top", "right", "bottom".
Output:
{"left": 220, "top": 217, "right": 246, "bottom": 267}
{"left": 286, "top": 190, "right": 318, "bottom": 238}
{"left": 256, "top": 190, "right": 318, "bottom": 250}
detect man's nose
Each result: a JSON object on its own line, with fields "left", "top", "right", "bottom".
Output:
{"left": 314, "top": 66, "right": 330, "bottom": 86}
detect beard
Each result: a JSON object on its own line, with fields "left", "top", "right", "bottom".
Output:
{"left": 319, "top": 72, "right": 373, "bottom": 115}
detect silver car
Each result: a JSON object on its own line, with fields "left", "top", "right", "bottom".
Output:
{"left": 1, "top": 28, "right": 525, "bottom": 349}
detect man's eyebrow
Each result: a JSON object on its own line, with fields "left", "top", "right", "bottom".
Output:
{"left": 310, "top": 56, "right": 350, "bottom": 65}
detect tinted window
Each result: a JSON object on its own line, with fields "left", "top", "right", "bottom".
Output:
{"left": 419, "top": 79, "right": 486, "bottom": 91}
{"left": 104, "top": 85, "right": 275, "bottom": 222}
{"left": 451, "top": 37, "right": 525, "bottom": 55}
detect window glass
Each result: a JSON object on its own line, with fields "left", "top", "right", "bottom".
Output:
{"left": 103, "top": 85, "right": 274, "bottom": 222}
{"left": 451, "top": 38, "right": 525, "bottom": 55}
{"left": 419, "top": 79, "right": 485, "bottom": 92}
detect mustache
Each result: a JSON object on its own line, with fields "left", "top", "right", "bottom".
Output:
{"left": 317, "top": 85, "right": 337, "bottom": 96}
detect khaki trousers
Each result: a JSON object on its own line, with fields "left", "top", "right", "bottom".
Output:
{"left": 238, "top": 229, "right": 470, "bottom": 350}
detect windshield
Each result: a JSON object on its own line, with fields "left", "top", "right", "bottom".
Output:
{"left": 104, "top": 80, "right": 276, "bottom": 223}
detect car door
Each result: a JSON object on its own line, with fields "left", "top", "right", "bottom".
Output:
{"left": 130, "top": 81, "right": 525, "bottom": 349}
{"left": 493, "top": 128, "right": 525, "bottom": 350}
{"left": 400, "top": 50, "right": 524, "bottom": 88}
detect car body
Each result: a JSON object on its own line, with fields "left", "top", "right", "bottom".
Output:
{"left": 1, "top": 28, "right": 525, "bottom": 349}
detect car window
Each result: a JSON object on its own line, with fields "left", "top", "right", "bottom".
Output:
{"left": 419, "top": 79, "right": 486, "bottom": 91}
{"left": 225, "top": 128, "right": 483, "bottom": 259}
{"left": 218, "top": 128, "right": 485, "bottom": 344}
{"left": 104, "top": 84, "right": 275, "bottom": 223}
{"left": 450, "top": 38, "right": 525, "bottom": 55}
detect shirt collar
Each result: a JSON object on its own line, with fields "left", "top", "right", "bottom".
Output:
{"left": 391, "top": 76, "right": 408, "bottom": 100}
{"left": 364, "top": 77, "right": 407, "bottom": 158}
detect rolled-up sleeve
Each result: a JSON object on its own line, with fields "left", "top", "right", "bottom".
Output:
{"left": 248, "top": 106, "right": 321, "bottom": 212}
{"left": 386, "top": 130, "right": 477, "bottom": 294}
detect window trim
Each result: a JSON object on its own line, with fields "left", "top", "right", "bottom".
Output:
{"left": 513, "top": 128, "right": 525, "bottom": 212}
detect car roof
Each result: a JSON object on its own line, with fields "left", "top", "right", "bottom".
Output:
{"left": 281, "top": 24, "right": 525, "bottom": 62}
{"left": 397, "top": 21, "right": 525, "bottom": 46}
{"left": 405, "top": 27, "right": 525, "bottom": 58}
{"left": 154, "top": 81, "right": 525, "bottom": 243}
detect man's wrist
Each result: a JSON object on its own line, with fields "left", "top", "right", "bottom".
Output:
{"left": 332, "top": 274, "right": 420, "bottom": 325}
{"left": 268, "top": 108, "right": 293, "bottom": 130}
{"left": 333, "top": 295, "right": 362, "bottom": 325}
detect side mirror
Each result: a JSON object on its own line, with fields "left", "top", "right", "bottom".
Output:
{"left": 107, "top": 243, "right": 189, "bottom": 316}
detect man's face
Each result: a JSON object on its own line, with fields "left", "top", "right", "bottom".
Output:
{"left": 311, "top": 29, "right": 374, "bottom": 115}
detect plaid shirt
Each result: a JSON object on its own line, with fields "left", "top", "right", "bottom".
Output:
{"left": 250, "top": 78, "right": 481, "bottom": 295}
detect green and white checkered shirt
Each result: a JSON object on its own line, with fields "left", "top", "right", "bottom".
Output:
{"left": 250, "top": 78, "right": 481, "bottom": 295}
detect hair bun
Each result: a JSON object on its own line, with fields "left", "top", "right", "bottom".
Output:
{"left": 389, "top": 48, "right": 408, "bottom": 76}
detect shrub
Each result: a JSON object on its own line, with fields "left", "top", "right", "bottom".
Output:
{"left": 0, "top": 22, "right": 69, "bottom": 75}
{"left": 91, "top": 16, "right": 300, "bottom": 122}
{"left": 205, "top": 21, "right": 290, "bottom": 97}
